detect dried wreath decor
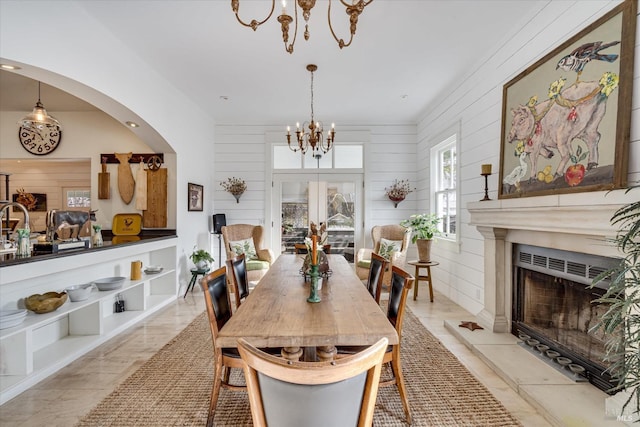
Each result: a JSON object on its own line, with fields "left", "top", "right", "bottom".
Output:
{"left": 385, "top": 179, "right": 414, "bottom": 207}
{"left": 220, "top": 177, "right": 247, "bottom": 203}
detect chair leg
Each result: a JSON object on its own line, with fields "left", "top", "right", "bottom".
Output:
{"left": 207, "top": 355, "right": 224, "bottom": 427}
{"left": 391, "top": 347, "right": 412, "bottom": 424}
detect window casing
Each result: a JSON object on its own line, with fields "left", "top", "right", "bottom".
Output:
{"left": 431, "top": 135, "right": 457, "bottom": 241}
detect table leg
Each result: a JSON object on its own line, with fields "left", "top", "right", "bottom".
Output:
{"left": 413, "top": 265, "right": 420, "bottom": 301}
{"left": 317, "top": 345, "right": 337, "bottom": 362}
{"left": 281, "top": 346, "right": 303, "bottom": 361}
{"left": 426, "top": 266, "right": 434, "bottom": 303}
{"left": 183, "top": 274, "right": 197, "bottom": 298}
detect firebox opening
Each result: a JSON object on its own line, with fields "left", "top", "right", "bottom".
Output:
{"left": 511, "top": 244, "right": 622, "bottom": 394}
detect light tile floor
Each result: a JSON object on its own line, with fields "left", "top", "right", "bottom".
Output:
{"left": 0, "top": 286, "right": 609, "bottom": 427}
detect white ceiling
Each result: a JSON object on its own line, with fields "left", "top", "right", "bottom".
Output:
{"left": 1, "top": 1, "right": 545, "bottom": 126}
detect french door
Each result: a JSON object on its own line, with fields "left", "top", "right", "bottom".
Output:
{"left": 272, "top": 173, "right": 362, "bottom": 262}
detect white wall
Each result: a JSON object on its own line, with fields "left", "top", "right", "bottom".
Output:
{"left": 417, "top": 0, "right": 639, "bottom": 314}
{"left": 0, "top": 1, "right": 216, "bottom": 288}
{"left": 214, "top": 124, "right": 418, "bottom": 263}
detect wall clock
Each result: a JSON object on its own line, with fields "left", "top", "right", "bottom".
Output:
{"left": 18, "top": 125, "right": 62, "bottom": 155}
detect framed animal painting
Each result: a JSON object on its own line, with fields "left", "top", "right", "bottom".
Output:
{"left": 188, "top": 183, "right": 203, "bottom": 212}
{"left": 498, "top": 0, "right": 636, "bottom": 199}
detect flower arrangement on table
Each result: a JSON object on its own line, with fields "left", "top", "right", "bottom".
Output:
{"left": 385, "top": 179, "right": 414, "bottom": 207}
{"left": 301, "top": 222, "right": 332, "bottom": 283}
{"left": 220, "top": 177, "right": 247, "bottom": 203}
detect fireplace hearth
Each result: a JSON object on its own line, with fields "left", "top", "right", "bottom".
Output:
{"left": 512, "top": 244, "right": 621, "bottom": 393}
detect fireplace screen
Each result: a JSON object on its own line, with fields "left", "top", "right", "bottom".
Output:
{"left": 512, "top": 244, "right": 622, "bottom": 392}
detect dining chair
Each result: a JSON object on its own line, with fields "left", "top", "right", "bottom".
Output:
{"left": 238, "top": 336, "right": 389, "bottom": 427}
{"left": 380, "top": 265, "right": 414, "bottom": 424}
{"left": 337, "top": 265, "right": 414, "bottom": 424}
{"left": 199, "top": 266, "right": 245, "bottom": 427}
{"left": 226, "top": 253, "right": 249, "bottom": 311}
{"left": 367, "top": 252, "right": 388, "bottom": 304}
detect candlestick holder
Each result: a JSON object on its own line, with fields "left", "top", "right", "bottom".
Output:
{"left": 307, "top": 264, "right": 321, "bottom": 303}
{"left": 480, "top": 173, "right": 491, "bottom": 201}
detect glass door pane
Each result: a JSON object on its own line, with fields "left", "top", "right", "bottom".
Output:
{"left": 274, "top": 174, "right": 361, "bottom": 263}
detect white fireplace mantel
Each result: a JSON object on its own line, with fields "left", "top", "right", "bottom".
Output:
{"left": 467, "top": 189, "right": 634, "bottom": 332}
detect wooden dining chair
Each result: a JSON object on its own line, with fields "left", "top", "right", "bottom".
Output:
{"left": 226, "top": 253, "right": 249, "bottom": 311}
{"left": 366, "top": 252, "right": 388, "bottom": 304}
{"left": 337, "top": 265, "right": 414, "bottom": 424}
{"left": 238, "top": 337, "right": 388, "bottom": 427}
{"left": 199, "top": 266, "right": 245, "bottom": 427}
{"left": 380, "top": 265, "right": 415, "bottom": 424}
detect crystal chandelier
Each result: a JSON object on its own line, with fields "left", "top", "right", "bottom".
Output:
{"left": 231, "top": 0, "right": 373, "bottom": 54}
{"left": 286, "top": 64, "right": 335, "bottom": 156}
{"left": 17, "top": 81, "right": 62, "bottom": 130}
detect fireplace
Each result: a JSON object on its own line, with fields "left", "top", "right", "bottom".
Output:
{"left": 511, "top": 244, "right": 622, "bottom": 392}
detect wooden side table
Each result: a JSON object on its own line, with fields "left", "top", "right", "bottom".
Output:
{"left": 184, "top": 267, "right": 209, "bottom": 298}
{"left": 407, "top": 260, "right": 439, "bottom": 302}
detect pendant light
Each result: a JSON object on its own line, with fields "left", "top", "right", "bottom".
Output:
{"left": 18, "top": 81, "right": 62, "bottom": 130}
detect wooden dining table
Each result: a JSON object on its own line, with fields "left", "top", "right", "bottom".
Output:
{"left": 216, "top": 254, "right": 398, "bottom": 361}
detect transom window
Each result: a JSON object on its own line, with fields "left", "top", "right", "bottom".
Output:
{"left": 273, "top": 145, "right": 363, "bottom": 169}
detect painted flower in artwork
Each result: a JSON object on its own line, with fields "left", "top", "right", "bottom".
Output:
{"left": 15, "top": 188, "right": 37, "bottom": 211}
{"left": 548, "top": 78, "right": 566, "bottom": 99}
{"left": 599, "top": 72, "right": 619, "bottom": 97}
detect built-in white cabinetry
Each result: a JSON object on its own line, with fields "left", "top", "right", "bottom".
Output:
{"left": 0, "top": 237, "right": 178, "bottom": 405}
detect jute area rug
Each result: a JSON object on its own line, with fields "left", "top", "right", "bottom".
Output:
{"left": 77, "top": 307, "right": 522, "bottom": 426}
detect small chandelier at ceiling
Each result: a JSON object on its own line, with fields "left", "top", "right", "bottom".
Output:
{"left": 231, "top": 0, "right": 373, "bottom": 54}
{"left": 286, "top": 64, "right": 335, "bottom": 156}
{"left": 17, "top": 81, "right": 62, "bottom": 131}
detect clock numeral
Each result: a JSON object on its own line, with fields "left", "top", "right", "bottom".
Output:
{"left": 22, "top": 137, "right": 32, "bottom": 145}
{"left": 49, "top": 138, "right": 57, "bottom": 144}
{"left": 44, "top": 144, "right": 51, "bottom": 151}
{"left": 29, "top": 142, "right": 36, "bottom": 149}
{"left": 37, "top": 145, "right": 43, "bottom": 153}
{"left": 50, "top": 131, "right": 59, "bottom": 137}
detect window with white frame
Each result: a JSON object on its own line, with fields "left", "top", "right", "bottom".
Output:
{"left": 273, "top": 145, "right": 363, "bottom": 169}
{"left": 431, "top": 134, "right": 457, "bottom": 240}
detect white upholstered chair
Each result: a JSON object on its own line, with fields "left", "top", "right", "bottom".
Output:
{"left": 355, "top": 225, "right": 410, "bottom": 286}
{"left": 221, "top": 224, "right": 273, "bottom": 284}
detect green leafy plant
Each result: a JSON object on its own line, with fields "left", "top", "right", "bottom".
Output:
{"left": 589, "top": 186, "right": 640, "bottom": 418}
{"left": 400, "top": 213, "right": 441, "bottom": 243}
{"left": 190, "top": 247, "right": 214, "bottom": 265}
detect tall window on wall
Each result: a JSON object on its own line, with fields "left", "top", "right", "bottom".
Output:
{"left": 431, "top": 134, "right": 457, "bottom": 241}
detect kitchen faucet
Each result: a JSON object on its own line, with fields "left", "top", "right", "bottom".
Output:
{"left": 0, "top": 202, "right": 30, "bottom": 245}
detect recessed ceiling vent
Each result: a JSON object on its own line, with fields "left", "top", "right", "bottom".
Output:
{"left": 514, "top": 244, "right": 620, "bottom": 288}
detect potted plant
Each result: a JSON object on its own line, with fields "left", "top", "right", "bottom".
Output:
{"left": 589, "top": 187, "right": 639, "bottom": 421}
{"left": 385, "top": 179, "right": 414, "bottom": 208}
{"left": 400, "top": 213, "right": 441, "bottom": 262}
{"left": 190, "top": 246, "right": 214, "bottom": 270}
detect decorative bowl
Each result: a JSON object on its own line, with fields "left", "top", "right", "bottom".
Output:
{"left": 25, "top": 292, "right": 68, "bottom": 314}
{"left": 535, "top": 344, "right": 550, "bottom": 353}
{"left": 144, "top": 265, "right": 163, "bottom": 274}
{"left": 65, "top": 283, "right": 93, "bottom": 302}
{"left": 568, "top": 363, "right": 585, "bottom": 375}
{"left": 526, "top": 338, "right": 539, "bottom": 347}
{"left": 94, "top": 276, "right": 126, "bottom": 291}
{"left": 556, "top": 356, "right": 572, "bottom": 367}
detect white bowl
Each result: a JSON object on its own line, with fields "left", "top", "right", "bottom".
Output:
{"left": 65, "top": 283, "right": 93, "bottom": 302}
{"left": 144, "top": 265, "right": 163, "bottom": 274}
{"left": 0, "top": 309, "right": 27, "bottom": 329}
{"left": 94, "top": 276, "right": 126, "bottom": 291}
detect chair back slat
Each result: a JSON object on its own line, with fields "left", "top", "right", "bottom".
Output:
{"left": 258, "top": 372, "right": 366, "bottom": 427}
{"left": 200, "top": 267, "right": 232, "bottom": 336}
{"left": 227, "top": 253, "right": 249, "bottom": 308}
{"left": 387, "top": 266, "right": 414, "bottom": 335}
{"left": 367, "top": 252, "right": 388, "bottom": 304}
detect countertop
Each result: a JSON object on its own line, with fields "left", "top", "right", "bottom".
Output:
{"left": 0, "top": 230, "right": 177, "bottom": 268}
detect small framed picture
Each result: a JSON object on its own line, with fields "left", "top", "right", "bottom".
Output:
{"left": 188, "top": 183, "right": 203, "bottom": 212}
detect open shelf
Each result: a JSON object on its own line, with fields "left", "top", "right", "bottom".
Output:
{"left": 0, "top": 238, "right": 178, "bottom": 405}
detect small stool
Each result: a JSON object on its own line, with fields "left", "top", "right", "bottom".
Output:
{"left": 407, "top": 260, "right": 439, "bottom": 302}
{"left": 184, "top": 268, "right": 209, "bottom": 298}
